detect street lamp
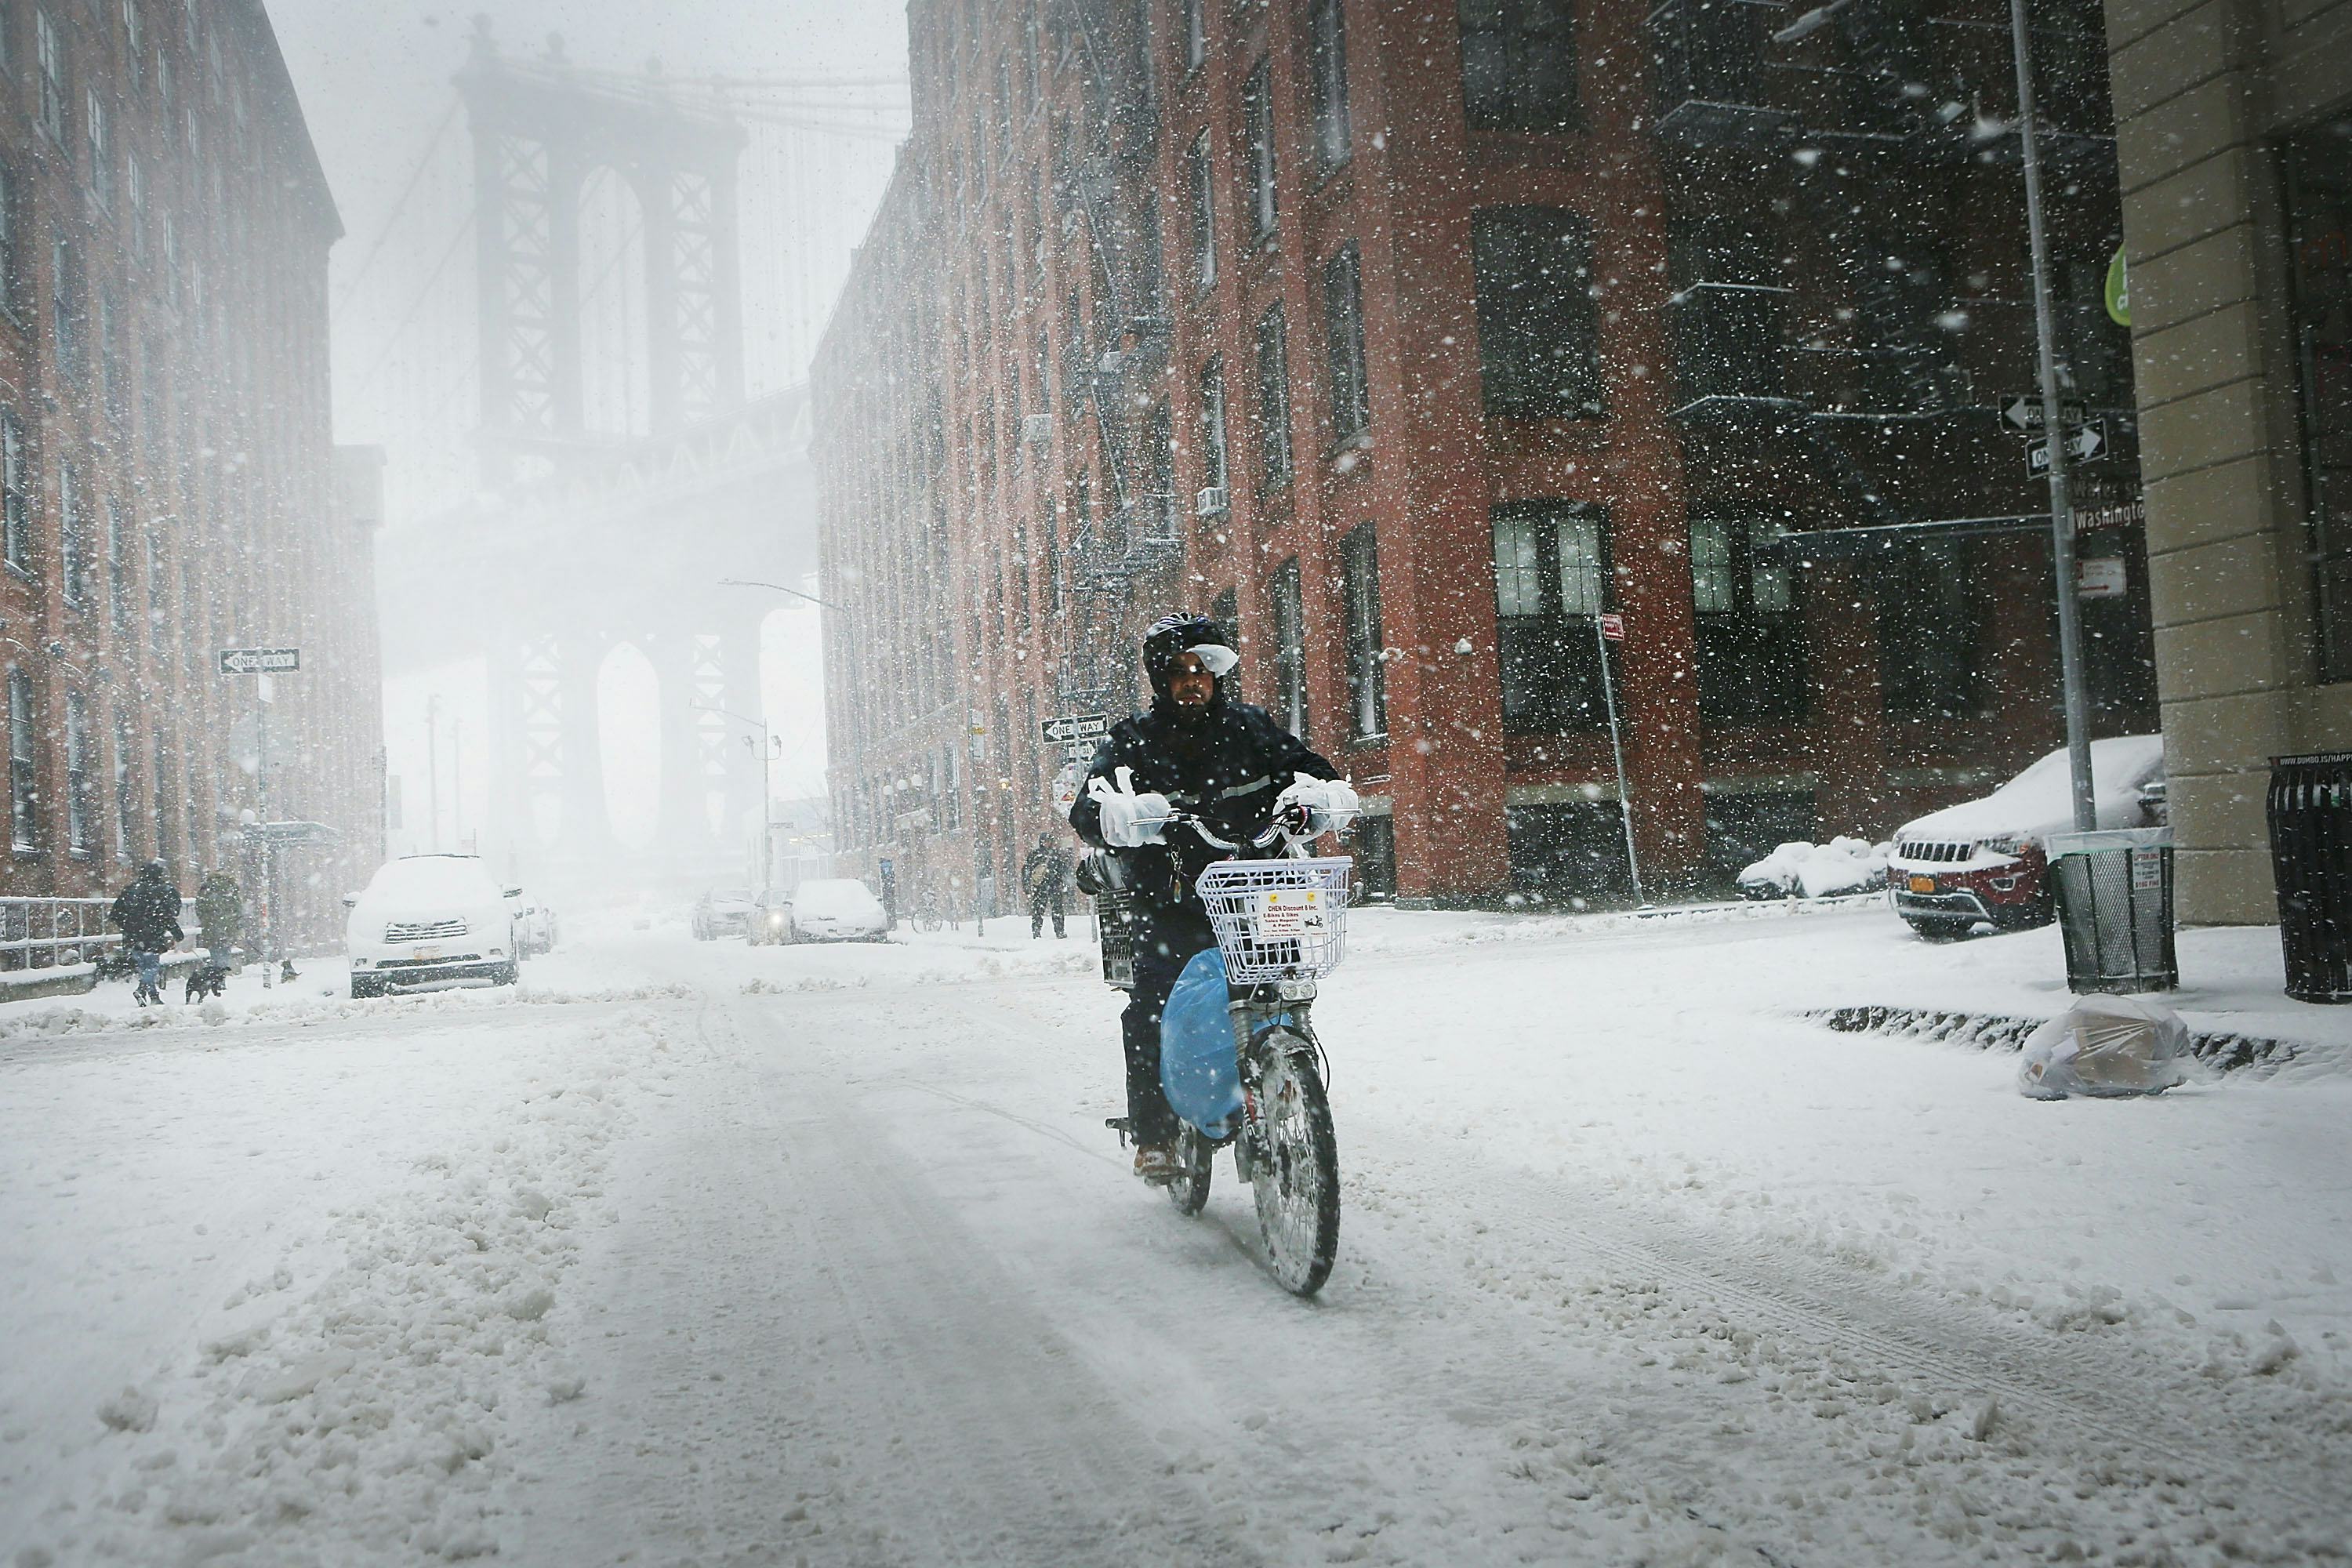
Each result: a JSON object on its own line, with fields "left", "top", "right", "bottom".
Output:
{"left": 690, "top": 701, "right": 786, "bottom": 893}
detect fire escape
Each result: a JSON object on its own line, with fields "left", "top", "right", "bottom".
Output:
{"left": 1048, "top": 0, "right": 1175, "bottom": 717}
{"left": 1646, "top": 0, "right": 2119, "bottom": 527}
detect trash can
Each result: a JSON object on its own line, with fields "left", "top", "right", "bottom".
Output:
{"left": 2267, "top": 751, "right": 2352, "bottom": 1003}
{"left": 2047, "top": 827, "right": 2177, "bottom": 995}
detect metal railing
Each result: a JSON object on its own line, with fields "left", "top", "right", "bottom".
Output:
{"left": 0, "top": 897, "right": 124, "bottom": 975}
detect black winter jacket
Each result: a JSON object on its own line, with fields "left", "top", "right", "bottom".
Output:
{"left": 111, "top": 877, "right": 184, "bottom": 952}
{"left": 1069, "top": 695, "right": 1341, "bottom": 909}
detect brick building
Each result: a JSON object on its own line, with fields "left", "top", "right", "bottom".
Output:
{"left": 817, "top": 0, "right": 2154, "bottom": 910}
{"left": 1, "top": 0, "right": 383, "bottom": 946}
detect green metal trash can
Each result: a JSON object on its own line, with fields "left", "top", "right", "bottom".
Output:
{"left": 2267, "top": 752, "right": 2352, "bottom": 1003}
{"left": 2048, "top": 827, "right": 2177, "bottom": 995}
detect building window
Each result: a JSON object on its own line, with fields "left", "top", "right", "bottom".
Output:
{"left": 1460, "top": 0, "right": 1577, "bottom": 132}
{"left": 147, "top": 531, "right": 168, "bottom": 652}
{"left": 51, "top": 237, "right": 78, "bottom": 374}
{"left": 98, "top": 288, "right": 125, "bottom": 422}
{"left": 0, "top": 162, "right": 19, "bottom": 316}
{"left": 1341, "top": 522, "right": 1386, "bottom": 739}
{"left": 1145, "top": 399, "right": 1177, "bottom": 539}
{"left": 1879, "top": 540, "right": 1983, "bottom": 720}
{"left": 86, "top": 90, "right": 110, "bottom": 207}
{"left": 1198, "top": 357, "right": 1228, "bottom": 499}
{"left": 1309, "top": 0, "right": 1352, "bottom": 172}
{"left": 37, "top": 11, "right": 67, "bottom": 147}
{"left": 1473, "top": 207, "right": 1601, "bottom": 417}
{"left": 60, "top": 463, "right": 90, "bottom": 608}
{"left": 1272, "top": 557, "right": 1308, "bottom": 739}
{"left": 126, "top": 154, "right": 144, "bottom": 252}
{"left": 64, "top": 688, "right": 91, "bottom": 855}
{"left": 1492, "top": 501, "right": 1611, "bottom": 733}
{"left": 112, "top": 708, "right": 133, "bottom": 862}
{"left": 2288, "top": 119, "right": 2352, "bottom": 677}
{"left": 1689, "top": 514, "right": 1807, "bottom": 724}
{"left": 1323, "top": 241, "right": 1370, "bottom": 441}
{"left": 122, "top": 0, "right": 144, "bottom": 90}
{"left": 1184, "top": 0, "right": 1206, "bottom": 71}
{"left": 151, "top": 728, "right": 175, "bottom": 870}
{"left": 106, "top": 502, "right": 129, "bottom": 635}
{"left": 1188, "top": 132, "right": 1216, "bottom": 292}
{"left": 2, "top": 412, "right": 30, "bottom": 572}
{"left": 9, "top": 666, "right": 38, "bottom": 852}
{"left": 1243, "top": 60, "right": 1277, "bottom": 240}
{"left": 1254, "top": 302, "right": 1293, "bottom": 488}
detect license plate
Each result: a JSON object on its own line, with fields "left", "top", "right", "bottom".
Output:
{"left": 1907, "top": 877, "right": 1936, "bottom": 895}
{"left": 414, "top": 946, "right": 443, "bottom": 961}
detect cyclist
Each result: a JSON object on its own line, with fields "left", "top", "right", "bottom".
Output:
{"left": 1069, "top": 614, "right": 1357, "bottom": 1181}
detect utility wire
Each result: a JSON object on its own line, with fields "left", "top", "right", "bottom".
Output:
{"left": 332, "top": 98, "right": 463, "bottom": 325}
{"left": 351, "top": 211, "right": 477, "bottom": 390}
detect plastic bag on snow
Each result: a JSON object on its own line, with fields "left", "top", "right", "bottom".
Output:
{"left": 2018, "top": 996, "right": 2191, "bottom": 1100}
{"left": 1161, "top": 946, "right": 1241, "bottom": 1137}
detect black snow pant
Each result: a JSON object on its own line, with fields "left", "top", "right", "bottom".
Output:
{"left": 1120, "top": 902, "right": 1218, "bottom": 1149}
{"left": 1029, "top": 885, "right": 1067, "bottom": 938}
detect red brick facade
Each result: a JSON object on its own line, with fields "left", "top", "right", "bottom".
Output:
{"left": 0, "top": 1, "right": 382, "bottom": 941}
{"left": 817, "top": 0, "right": 2152, "bottom": 909}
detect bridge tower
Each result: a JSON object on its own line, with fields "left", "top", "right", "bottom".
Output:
{"left": 456, "top": 22, "right": 765, "bottom": 883}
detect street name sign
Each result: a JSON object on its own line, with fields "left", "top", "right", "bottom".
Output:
{"left": 1041, "top": 713, "right": 1109, "bottom": 746}
{"left": 2002, "top": 395, "right": 2088, "bottom": 433}
{"left": 220, "top": 647, "right": 299, "bottom": 675}
{"left": 2027, "top": 420, "right": 2107, "bottom": 476}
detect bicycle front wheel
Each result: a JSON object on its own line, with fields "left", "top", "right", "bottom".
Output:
{"left": 1166, "top": 1122, "right": 1214, "bottom": 1216}
{"left": 1249, "top": 1032, "right": 1338, "bottom": 1296}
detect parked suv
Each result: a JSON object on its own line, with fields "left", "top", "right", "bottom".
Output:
{"left": 347, "top": 855, "right": 520, "bottom": 996}
{"left": 1886, "top": 734, "right": 2166, "bottom": 940}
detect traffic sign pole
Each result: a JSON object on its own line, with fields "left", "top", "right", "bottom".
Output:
{"left": 1590, "top": 611, "right": 1645, "bottom": 906}
{"left": 2010, "top": 0, "right": 2098, "bottom": 834}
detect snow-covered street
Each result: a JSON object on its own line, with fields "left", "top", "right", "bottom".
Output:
{"left": 5, "top": 906, "right": 2349, "bottom": 1566}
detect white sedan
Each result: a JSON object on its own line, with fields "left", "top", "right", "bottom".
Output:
{"left": 347, "top": 855, "right": 520, "bottom": 996}
{"left": 773, "top": 878, "right": 891, "bottom": 944}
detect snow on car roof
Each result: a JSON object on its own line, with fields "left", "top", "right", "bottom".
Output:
{"left": 1897, "top": 733, "right": 2165, "bottom": 844}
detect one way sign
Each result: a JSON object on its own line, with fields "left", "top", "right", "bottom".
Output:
{"left": 219, "top": 647, "right": 300, "bottom": 675}
{"left": 2027, "top": 420, "right": 2107, "bottom": 476}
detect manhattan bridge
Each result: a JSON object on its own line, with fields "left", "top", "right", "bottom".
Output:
{"left": 345, "top": 20, "right": 906, "bottom": 889}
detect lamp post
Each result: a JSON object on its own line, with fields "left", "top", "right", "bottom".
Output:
{"left": 690, "top": 702, "right": 783, "bottom": 893}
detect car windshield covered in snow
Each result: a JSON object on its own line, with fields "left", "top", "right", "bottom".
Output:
{"left": 789, "top": 880, "right": 884, "bottom": 920}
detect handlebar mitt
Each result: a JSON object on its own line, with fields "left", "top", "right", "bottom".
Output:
{"left": 1276, "top": 775, "right": 1362, "bottom": 835}
{"left": 1087, "top": 774, "right": 1171, "bottom": 848}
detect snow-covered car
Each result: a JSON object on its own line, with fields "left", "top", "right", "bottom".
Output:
{"left": 506, "top": 891, "right": 557, "bottom": 956}
{"left": 1886, "top": 734, "right": 2166, "bottom": 940}
{"left": 691, "top": 888, "right": 758, "bottom": 942}
{"left": 1737, "top": 837, "right": 1891, "bottom": 900}
{"left": 347, "top": 855, "right": 520, "bottom": 996}
{"left": 775, "top": 878, "right": 890, "bottom": 944}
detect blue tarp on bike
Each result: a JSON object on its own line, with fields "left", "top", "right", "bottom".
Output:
{"left": 1161, "top": 946, "right": 1241, "bottom": 1138}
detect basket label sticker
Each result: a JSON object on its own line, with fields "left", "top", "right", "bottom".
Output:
{"left": 1254, "top": 888, "right": 1327, "bottom": 937}
{"left": 2130, "top": 847, "right": 2165, "bottom": 892}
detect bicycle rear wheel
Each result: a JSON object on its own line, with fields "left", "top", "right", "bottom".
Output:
{"left": 1249, "top": 1032, "right": 1338, "bottom": 1296}
{"left": 1166, "top": 1123, "right": 1214, "bottom": 1215}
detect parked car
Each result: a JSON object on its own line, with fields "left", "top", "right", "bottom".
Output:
{"left": 347, "top": 855, "right": 520, "bottom": 996}
{"left": 773, "top": 878, "right": 891, "bottom": 944}
{"left": 691, "top": 888, "right": 759, "bottom": 942}
{"left": 1886, "top": 734, "right": 2167, "bottom": 940}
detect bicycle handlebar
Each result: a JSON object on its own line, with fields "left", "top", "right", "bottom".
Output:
{"left": 1138, "top": 808, "right": 1298, "bottom": 854}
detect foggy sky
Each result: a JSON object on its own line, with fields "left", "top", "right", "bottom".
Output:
{"left": 269, "top": 1, "right": 910, "bottom": 255}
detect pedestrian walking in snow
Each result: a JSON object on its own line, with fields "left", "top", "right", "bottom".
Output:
{"left": 110, "top": 861, "right": 185, "bottom": 1007}
{"left": 194, "top": 869, "right": 245, "bottom": 973}
{"left": 1023, "top": 832, "right": 1073, "bottom": 939}
{"left": 1069, "top": 614, "right": 1354, "bottom": 1182}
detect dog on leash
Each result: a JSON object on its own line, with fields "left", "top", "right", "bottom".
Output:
{"left": 184, "top": 964, "right": 230, "bottom": 1004}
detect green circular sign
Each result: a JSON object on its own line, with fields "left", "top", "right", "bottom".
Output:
{"left": 2105, "top": 247, "right": 2130, "bottom": 328}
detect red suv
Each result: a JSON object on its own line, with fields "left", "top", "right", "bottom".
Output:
{"left": 1887, "top": 735, "right": 2166, "bottom": 940}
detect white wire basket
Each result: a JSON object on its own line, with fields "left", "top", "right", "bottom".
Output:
{"left": 1195, "top": 858, "right": 1355, "bottom": 983}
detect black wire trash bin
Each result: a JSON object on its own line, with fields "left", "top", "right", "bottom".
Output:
{"left": 2267, "top": 751, "right": 2352, "bottom": 1004}
{"left": 2047, "top": 828, "right": 2178, "bottom": 995}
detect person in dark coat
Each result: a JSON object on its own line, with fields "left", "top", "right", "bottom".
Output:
{"left": 1069, "top": 614, "right": 1356, "bottom": 1181}
{"left": 195, "top": 870, "right": 245, "bottom": 971}
{"left": 110, "top": 860, "right": 185, "bottom": 1007}
{"left": 1022, "top": 833, "right": 1073, "bottom": 939}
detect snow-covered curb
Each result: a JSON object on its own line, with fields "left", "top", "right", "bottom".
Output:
{"left": 1806, "top": 1003, "right": 2332, "bottom": 1076}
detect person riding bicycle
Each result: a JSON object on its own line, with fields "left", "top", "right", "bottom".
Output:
{"left": 1069, "top": 613, "right": 1358, "bottom": 1181}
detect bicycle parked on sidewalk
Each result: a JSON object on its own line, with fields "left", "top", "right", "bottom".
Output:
{"left": 1102, "top": 810, "right": 1352, "bottom": 1297}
